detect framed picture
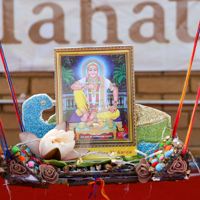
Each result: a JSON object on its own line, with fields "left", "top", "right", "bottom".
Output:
{"left": 55, "top": 46, "right": 135, "bottom": 149}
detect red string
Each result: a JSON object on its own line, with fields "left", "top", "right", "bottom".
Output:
{"left": 88, "top": 178, "right": 110, "bottom": 200}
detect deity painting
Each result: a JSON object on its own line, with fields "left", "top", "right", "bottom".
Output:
{"left": 55, "top": 46, "right": 135, "bottom": 148}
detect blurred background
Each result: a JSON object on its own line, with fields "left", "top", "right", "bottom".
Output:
{"left": 0, "top": 0, "right": 200, "bottom": 156}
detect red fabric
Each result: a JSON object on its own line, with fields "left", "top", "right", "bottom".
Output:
{"left": 1, "top": 175, "right": 200, "bottom": 200}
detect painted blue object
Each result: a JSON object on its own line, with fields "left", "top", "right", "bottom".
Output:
{"left": 22, "top": 94, "right": 56, "bottom": 138}
{"left": 25, "top": 147, "right": 31, "bottom": 153}
{"left": 137, "top": 141, "right": 159, "bottom": 157}
{"left": 151, "top": 158, "right": 158, "bottom": 164}
{"left": 165, "top": 150, "right": 173, "bottom": 158}
{"left": 21, "top": 152, "right": 26, "bottom": 156}
{"left": 156, "top": 163, "right": 163, "bottom": 172}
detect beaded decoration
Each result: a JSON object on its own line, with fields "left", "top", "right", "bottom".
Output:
{"left": 86, "top": 77, "right": 101, "bottom": 112}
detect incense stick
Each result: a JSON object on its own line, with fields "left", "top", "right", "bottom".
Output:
{"left": 0, "top": 119, "right": 8, "bottom": 162}
{"left": 182, "top": 84, "right": 200, "bottom": 155}
{"left": 0, "top": 119, "right": 11, "bottom": 159}
{"left": 172, "top": 21, "right": 200, "bottom": 138}
{"left": 0, "top": 136, "right": 7, "bottom": 163}
{"left": 0, "top": 42, "right": 24, "bottom": 132}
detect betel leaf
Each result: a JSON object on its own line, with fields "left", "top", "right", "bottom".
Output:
{"left": 76, "top": 159, "right": 111, "bottom": 168}
{"left": 43, "top": 160, "right": 75, "bottom": 167}
{"left": 118, "top": 155, "right": 143, "bottom": 163}
{"left": 43, "top": 155, "right": 143, "bottom": 168}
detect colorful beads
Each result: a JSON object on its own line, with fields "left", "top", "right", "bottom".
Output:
{"left": 12, "top": 146, "right": 20, "bottom": 154}
{"left": 152, "top": 162, "right": 159, "bottom": 168}
{"left": 143, "top": 136, "right": 184, "bottom": 174}
{"left": 159, "top": 155, "right": 165, "bottom": 160}
{"left": 154, "top": 149, "right": 159, "bottom": 154}
{"left": 151, "top": 158, "right": 158, "bottom": 164}
{"left": 21, "top": 152, "right": 26, "bottom": 156}
{"left": 157, "top": 154, "right": 164, "bottom": 159}
{"left": 149, "top": 158, "right": 153, "bottom": 162}
{"left": 28, "top": 161, "right": 35, "bottom": 168}
{"left": 19, "top": 155, "right": 25, "bottom": 162}
{"left": 165, "top": 150, "right": 173, "bottom": 158}
{"left": 159, "top": 143, "right": 165, "bottom": 148}
{"left": 25, "top": 148, "right": 31, "bottom": 153}
{"left": 156, "top": 163, "right": 163, "bottom": 172}
{"left": 166, "top": 140, "right": 172, "bottom": 145}
{"left": 165, "top": 145, "right": 172, "bottom": 151}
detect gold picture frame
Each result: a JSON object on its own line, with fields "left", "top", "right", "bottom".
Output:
{"left": 55, "top": 45, "right": 135, "bottom": 149}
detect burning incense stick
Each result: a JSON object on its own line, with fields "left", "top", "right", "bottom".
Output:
{"left": 0, "top": 42, "right": 24, "bottom": 132}
{"left": 0, "top": 119, "right": 11, "bottom": 159}
{"left": 182, "top": 84, "right": 200, "bottom": 155}
{"left": 0, "top": 136, "right": 7, "bottom": 163}
{"left": 172, "top": 21, "right": 200, "bottom": 138}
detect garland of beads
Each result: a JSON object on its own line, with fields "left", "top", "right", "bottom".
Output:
{"left": 86, "top": 77, "right": 101, "bottom": 112}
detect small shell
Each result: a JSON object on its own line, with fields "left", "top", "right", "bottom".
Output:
{"left": 174, "top": 147, "right": 178, "bottom": 154}
{"left": 149, "top": 166, "right": 155, "bottom": 172}
{"left": 171, "top": 153, "right": 175, "bottom": 157}
{"left": 63, "top": 165, "right": 69, "bottom": 173}
{"left": 187, "top": 170, "right": 191, "bottom": 175}
{"left": 81, "top": 167, "right": 87, "bottom": 172}
{"left": 57, "top": 168, "right": 61, "bottom": 172}
{"left": 90, "top": 166, "right": 95, "bottom": 171}
{"left": 165, "top": 136, "right": 171, "bottom": 140}
{"left": 116, "top": 164, "right": 122, "bottom": 169}
{"left": 105, "top": 164, "right": 113, "bottom": 171}
{"left": 1, "top": 160, "right": 7, "bottom": 166}
{"left": 178, "top": 144, "right": 183, "bottom": 149}
{"left": 73, "top": 164, "right": 77, "bottom": 169}
{"left": 25, "top": 156, "right": 30, "bottom": 162}
{"left": 96, "top": 164, "right": 102, "bottom": 170}
{"left": 15, "top": 151, "right": 21, "bottom": 157}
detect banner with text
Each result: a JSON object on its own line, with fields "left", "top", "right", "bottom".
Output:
{"left": 0, "top": 0, "right": 200, "bottom": 72}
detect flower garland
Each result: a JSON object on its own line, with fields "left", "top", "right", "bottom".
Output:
{"left": 86, "top": 77, "right": 101, "bottom": 112}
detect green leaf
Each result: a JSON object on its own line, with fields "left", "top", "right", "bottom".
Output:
{"left": 47, "top": 114, "right": 56, "bottom": 124}
{"left": 66, "top": 69, "right": 73, "bottom": 73}
{"left": 76, "top": 159, "right": 111, "bottom": 168}
{"left": 114, "top": 70, "right": 123, "bottom": 74}
{"left": 118, "top": 155, "right": 143, "bottom": 162}
{"left": 63, "top": 72, "right": 73, "bottom": 78}
{"left": 69, "top": 76, "right": 75, "bottom": 82}
{"left": 114, "top": 67, "right": 122, "bottom": 71}
{"left": 62, "top": 66, "right": 75, "bottom": 85}
{"left": 113, "top": 74, "right": 120, "bottom": 80}
{"left": 43, "top": 160, "right": 68, "bottom": 167}
{"left": 118, "top": 75, "right": 124, "bottom": 83}
{"left": 62, "top": 66, "right": 67, "bottom": 73}
{"left": 65, "top": 79, "right": 70, "bottom": 85}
